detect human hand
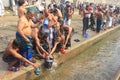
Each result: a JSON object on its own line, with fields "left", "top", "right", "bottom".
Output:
{"left": 32, "top": 64, "right": 38, "bottom": 69}
{"left": 25, "top": 38, "right": 31, "bottom": 42}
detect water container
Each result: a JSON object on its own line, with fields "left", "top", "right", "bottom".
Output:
{"left": 43, "top": 19, "right": 49, "bottom": 27}
{"left": 84, "top": 33, "right": 89, "bottom": 38}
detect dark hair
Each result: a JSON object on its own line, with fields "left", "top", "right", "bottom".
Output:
{"left": 53, "top": 8, "right": 58, "bottom": 14}
{"left": 12, "top": 39, "right": 21, "bottom": 49}
{"left": 18, "top": 0, "right": 25, "bottom": 6}
{"left": 53, "top": 4, "right": 58, "bottom": 8}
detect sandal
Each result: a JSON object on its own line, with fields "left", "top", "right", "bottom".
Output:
{"left": 8, "top": 67, "right": 19, "bottom": 72}
{"left": 74, "top": 39, "right": 80, "bottom": 42}
{"left": 34, "top": 68, "right": 41, "bottom": 75}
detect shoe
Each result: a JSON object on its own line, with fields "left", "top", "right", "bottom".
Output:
{"left": 24, "top": 63, "right": 30, "bottom": 67}
{"left": 34, "top": 68, "right": 41, "bottom": 75}
{"left": 30, "top": 59, "right": 36, "bottom": 63}
{"left": 8, "top": 67, "right": 19, "bottom": 72}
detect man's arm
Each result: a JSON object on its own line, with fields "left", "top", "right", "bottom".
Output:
{"left": 10, "top": 49, "right": 38, "bottom": 69}
{"left": 34, "top": 29, "right": 49, "bottom": 54}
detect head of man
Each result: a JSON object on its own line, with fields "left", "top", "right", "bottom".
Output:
{"left": 53, "top": 4, "right": 58, "bottom": 9}
{"left": 12, "top": 39, "right": 21, "bottom": 51}
{"left": 26, "top": 10, "right": 34, "bottom": 19}
{"left": 44, "top": 9, "right": 49, "bottom": 16}
{"left": 86, "top": 5, "right": 89, "bottom": 10}
{"left": 18, "top": 0, "right": 25, "bottom": 6}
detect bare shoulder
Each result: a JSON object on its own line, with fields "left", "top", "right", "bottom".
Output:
{"left": 19, "top": 16, "right": 26, "bottom": 22}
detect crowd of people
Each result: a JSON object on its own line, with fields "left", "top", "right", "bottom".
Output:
{"left": 1, "top": 0, "right": 120, "bottom": 74}
{"left": 78, "top": 3, "right": 120, "bottom": 36}
{"left": 2, "top": 0, "right": 74, "bottom": 73}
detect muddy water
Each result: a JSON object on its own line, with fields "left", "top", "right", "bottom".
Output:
{"left": 35, "top": 29, "right": 120, "bottom": 80}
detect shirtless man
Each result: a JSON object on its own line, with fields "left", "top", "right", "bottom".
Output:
{"left": 44, "top": 9, "right": 57, "bottom": 28}
{"left": 96, "top": 7, "right": 103, "bottom": 33}
{"left": 18, "top": 0, "right": 26, "bottom": 18}
{"left": 53, "top": 4, "right": 63, "bottom": 20}
{"left": 82, "top": 5, "right": 90, "bottom": 36}
{"left": 16, "top": 11, "right": 41, "bottom": 61}
{"left": 64, "top": 4, "right": 74, "bottom": 26}
{"left": 32, "top": 27, "right": 49, "bottom": 58}
{"left": 2, "top": 39, "right": 38, "bottom": 71}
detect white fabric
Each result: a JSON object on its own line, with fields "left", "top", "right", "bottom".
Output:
{"left": 35, "top": 1, "right": 44, "bottom": 12}
{"left": 108, "top": 17, "right": 112, "bottom": 27}
{"left": 0, "top": 0, "right": 4, "bottom": 16}
{"left": 11, "top": 0, "right": 18, "bottom": 15}
{"left": 42, "top": 27, "right": 53, "bottom": 48}
{"left": 64, "top": 18, "right": 71, "bottom": 26}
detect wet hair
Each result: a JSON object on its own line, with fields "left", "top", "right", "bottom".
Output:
{"left": 26, "top": 10, "right": 34, "bottom": 16}
{"left": 18, "top": 0, "right": 25, "bottom": 6}
{"left": 53, "top": 8, "right": 58, "bottom": 14}
{"left": 53, "top": 4, "right": 58, "bottom": 8}
{"left": 86, "top": 5, "right": 89, "bottom": 10}
{"left": 12, "top": 39, "right": 21, "bottom": 49}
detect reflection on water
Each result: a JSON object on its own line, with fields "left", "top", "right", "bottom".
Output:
{"left": 35, "top": 30, "right": 120, "bottom": 80}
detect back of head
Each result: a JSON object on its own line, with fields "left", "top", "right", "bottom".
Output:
{"left": 27, "top": 10, "right": 34, "bottom": 15}
{"left": 18, "top": 0, "right": 25, "bottom": 6}
{"left": 12, "top": 39, "right": 20, "bottom": 49}
{"left": 53, "top": 4, "right": 58, "bottom": 8}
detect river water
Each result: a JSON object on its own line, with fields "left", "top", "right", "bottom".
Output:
{"left": 35, "top": 29, "right": 120, "bottom": 80}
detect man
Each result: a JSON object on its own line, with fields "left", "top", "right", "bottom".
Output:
{"left": 16, "top": 10, "right": 42, "bottom": 63}
{"left": 18, "top": 0, "right": 26, "bottom": 18}
{"left": 96, "top": 7, "right": 103, "bottom": 33}
{"left": 2, "top": 39, "right": 38, "bottom": 71}
{"left": 53, "top": 4, "right": 63, "bottom": 21}
{"left": 64, "top": 4, "right": 74, "bottom": 26}
{"left": 44, "top": 9, "right": 57, "bottom": 28}
{"left": 31, "top": 27, "right": 49, "bottom": 58}
{"left": 82, "top": 5, "right": 89, "bottom": 36}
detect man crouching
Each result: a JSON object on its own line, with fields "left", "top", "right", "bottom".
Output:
{"left": 2, "top": 39, "right": 38, "bottom": 72}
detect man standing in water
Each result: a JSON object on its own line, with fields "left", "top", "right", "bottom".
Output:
{"left": 16, "top": 10, "right": 41, "bottom": 65}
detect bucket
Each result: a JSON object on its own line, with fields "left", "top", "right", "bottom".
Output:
{"left": 60, "top": 48, "right": 66, "bottom": 54}
{"left": 44, "top": 57, "right": 54, "bottom": 69}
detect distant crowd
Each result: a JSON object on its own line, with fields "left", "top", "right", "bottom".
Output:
{"left": 78, "top": 3, "right": 120, "bottom": 36}
{"left": 1, "top": 0, "right": 120, "bottom": 74}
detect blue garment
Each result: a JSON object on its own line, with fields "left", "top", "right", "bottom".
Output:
{"left": 20, "top": 48, "right": 33, "bottom": 60}
{"left": 97, "top": 18, "right": 102, "bottom": 33}
{"left": 16, "top": 32, "right": 33, "bottom": 49}
{"left": 83, "top": 17, "right": 89, "bottom": 30}
{"left": 16, "top": 32, "right": 33, "bottom": 60}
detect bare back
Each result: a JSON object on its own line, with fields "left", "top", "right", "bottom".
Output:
{"left": 18, "top": 6, "right": 26, "bottom": 18}
{"left": 4, "top": 39, "right": 14, "bottom": 56}
{"left": 83, "top": 9, "right": 89, "bottom": 18}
